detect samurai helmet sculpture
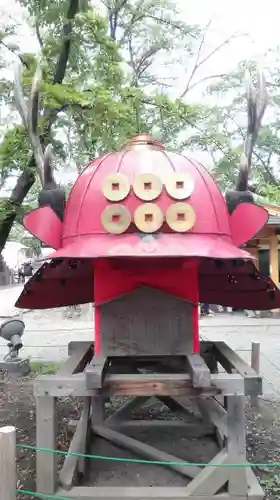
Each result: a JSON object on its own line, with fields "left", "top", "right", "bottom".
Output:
{"left": 13, "top": 61, "right": 280, "bottom": 312}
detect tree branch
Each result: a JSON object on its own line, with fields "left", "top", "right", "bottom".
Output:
{"left": 221, "top": 108, "right": 277, "bottom": 186}
{"left": 35, "top": 21, "right": 44, "bottom": 48}
{"left": 108, "top": 0, "right": 129, "bottom": 40}
{"left": 44, "top": 0, "right": 80, "bottom": 135}
{"left": 181, "top": 29, "right": 241, "bottom": 98}
{"left": 184, "top": 73, "right": 229, "bottom": 93}
{"left": 181, "top": 20, "right": 211, "bottom": 98}
{"left": 0, "top": 40, "right": 29, "bottom": 68}
{"left": 52, "top": 0, "right": 79, "bottom": 85}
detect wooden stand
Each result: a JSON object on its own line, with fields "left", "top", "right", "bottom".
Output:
{"left": 34, "top": 340, "right": 264, "bottom": 500}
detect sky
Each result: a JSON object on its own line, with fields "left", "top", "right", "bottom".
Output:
{"left": 0, "top": 0, "right": 280, "bottom": 186}
{"left": 2, "top": 0, "right": 279, "bottom": 75}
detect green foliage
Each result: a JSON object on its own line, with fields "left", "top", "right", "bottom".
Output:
{"left": 200, "top": 56, "right": 280, "bottom": 198}
{"left": 0, "top": 125, "right": 31, "bottom": 174}
{"left": 257, "top": 185, "right": 280, "bottom": 205}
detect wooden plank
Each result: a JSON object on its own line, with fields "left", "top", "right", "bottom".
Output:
{"left": 159, "top": 396, "right": 202, "bottom": 418}
{"left": 251, "top": 342, "right": 261, "bottom": 407}
{"left": 36, "top": 396, "right": 57, "bottom": 495}
{"left": 85, "top": 356, "right": 110, "bottom": 389}
{"left": 106, "top": 420, "right": 213, "bottom": 436}
{"left": 100, "top": 287, "right": 193, "bottom": 356}
{"left": 56, "top": 486, "right": 245, "bottom": 499}
{"left": 200, "top": 343, "right": 219, "bottom": 373}
{"left": 251, "top": 343, "right": 260, "bottom": 374}
{"left": 183, "top": 449, "right": 229, "bottom": 496}
{"left": 0, "top": 426, "right": 16, "bottom": 500}
{"left": 186, "top": 354, "right": 211, "bottom": 387}
{"left": 68, "top": 341, "right": 94, "bottom": 356}
{"left": 59, "top": 397, "right": 91, "bottom": 490}
{"left": 91, "top": 394, "right": 105, "bottom": 427}
{"left": 211, "top": 373, "right": 244, "bottom": 396}
{"left": 227, "top": 395, "right": 247, "bottom": 496}
{"left": 197, "top": 397, "right": 227, "bottom": 439}
{"left": 34, "top": 374, "right": 96, "bottom": 397}
{"left": 106, "top": 420, "right": 193, "bottom": 428}
{"left": 105, "top": 396, "right": 150, "bottom": 424}
{"left": 57, "top": 344, "right": 93, "bottom": 376}
{"left": 214, "top": 342, "right": 262, "bottom": 395}
{"left": 33, "top": 372, "right": 244, "bottom": 398}
{"left": 103, "top": 373, "right": 218, "bottom": 396}
{"left": 93, "top": 425, "right": 201, "bottom": 479}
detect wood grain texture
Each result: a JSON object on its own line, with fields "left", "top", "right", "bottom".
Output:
{"left": 36, "top": 396, "right": 57, "bottom": 494}
{"left": 100, "top": 287, "right": 193, "bottom": 356}
{"left": 0, "top": 426, "right": 16, "bottom": 500}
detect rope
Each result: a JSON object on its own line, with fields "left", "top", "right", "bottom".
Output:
{"left": 17, "top": 490, "right": 69, "bottom": 499}
{"left": 16, "top": 443, "right": 280, "bottom": 468}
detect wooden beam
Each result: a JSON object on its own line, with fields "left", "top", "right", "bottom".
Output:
{"left": 157, "top": 396, "right": 201, "bottom": 418}
{"left": 91, "top": 394, "right": 105, "bottom": 428}
{"left": 103, "top": 373, "right": 218, "bottom": 396}
{"left": 185, "top": 354, "right": 211, "bottom": 387}
{"left": 105, "top": 420, "right": 214, "bottom": 437}
{"left": 59, "top": 397, "right": 91, "bottom": 490}
{"left": 68, "top": 341, "right": 94, "bottom": 357}
{"left": 34, "top": 373, "right": 95, "bottom": 397}
{"left": 56, "top": 486, "right": 246, "bottom": 499}
{"left": 183, "top": 450, "right": 230, "bottom": 496}
{"left": 93, "top": 425, "right": 201, "bottom": 479}
{"left": 196, "top": 396, "right": 227, "bottom": 440}
{"left": 269, "top": 231, "right": 279, "bottom": 284}
{"left": 227, "top": 395, "right": 247, "bottom": 496}
{"left": 247, "top": 468, "right": 265, "bottom": 499}
{"left": 214, "top": 342, "right": 262, "bottom": 395}
{"left": 85, "top": 356, "right": 110, "bottom": 389}
{"left": 34, "top": 372, "right": 245, "bottom": 398}
{"left": 105, "top": 396, "right": 150, "bottom": 424}
{"left": 57, "top": 344, "right": 93, "bottom": 376}
{"left": 251, "top": 342, "right": 260, "bottom": 407}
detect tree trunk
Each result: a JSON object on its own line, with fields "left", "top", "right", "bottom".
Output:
{"left": 0, "top": 0, "right": 81, "bottom": 253}
{"left": 0, "top": 165, "right": 35, "bottom": 254}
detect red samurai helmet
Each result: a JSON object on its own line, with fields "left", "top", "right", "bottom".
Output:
{"left": 17, "top": 132, "right": 279, "bottom": 314}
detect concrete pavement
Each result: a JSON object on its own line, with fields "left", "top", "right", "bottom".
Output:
{"left": 0, "top": 284, "right": 24, "bottom": 317}
{"left": 199, "top": 314, "right": 280, "bottom": 398}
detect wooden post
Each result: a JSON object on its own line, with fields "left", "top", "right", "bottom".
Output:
{"left": 269, "top": 231, "right": 279, "bottom": 285}
{"left": 0, "top": 426, "right": 16, "bottom": 500}
{"left": 269, "top": 231, "right": 279, "bottom": 315}
{"left": 226, "top": 395, "right": 247, "bottom": 496}
{"left": 36, "top": 396, "right": 57, "bottom": 494}
{"left": 251, "top": 342, "right": 260, "bottom": 407}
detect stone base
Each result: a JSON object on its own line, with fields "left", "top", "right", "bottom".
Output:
{"left": 0, "top": 358, "right": 30, "bottom": 376}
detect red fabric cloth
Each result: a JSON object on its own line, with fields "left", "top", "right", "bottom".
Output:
{"left": 93, "top": 259, "right": 199, "bottom": 355}
{"left": 15, "top": 257, "right": 280, "bottom": 311}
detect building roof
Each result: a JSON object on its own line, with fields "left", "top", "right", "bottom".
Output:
{"left": 251, "top": 193, "right": 280, "bottom": 226}
{"left": 267, "top": 214, "right": 280, "bottom": 225}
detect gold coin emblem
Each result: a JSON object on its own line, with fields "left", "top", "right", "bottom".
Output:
{"left": 165, "top": 173, "right": 194, "bottom": 200}
{"left": 102, "top": 173, "right": 130, "bottom": 202}
{"left": 101, "top": 205, "right": 131, "bottom": 234}
{"left": 134, "top": 203, "right": 164, "bottom": 233}
{"left": 166, "top": 203, "right": 195, "bottom": 232}
{"left": 133, "top": 173, "right": 163, "bottom": 201}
